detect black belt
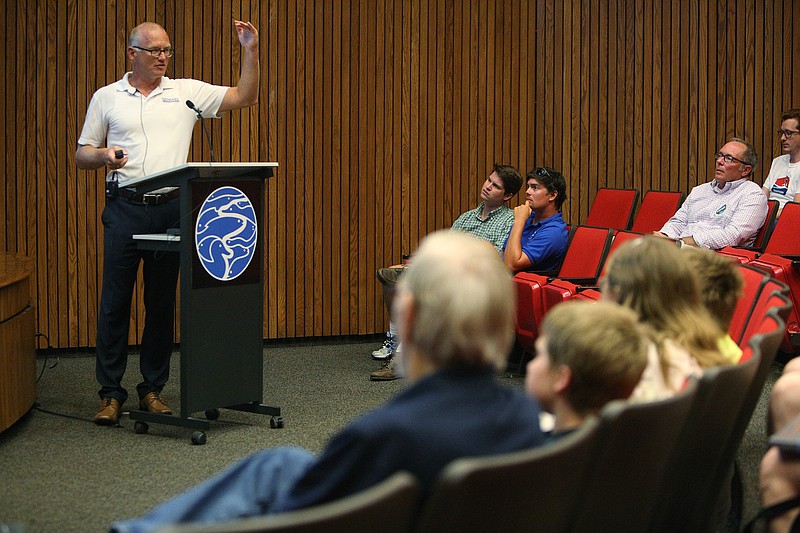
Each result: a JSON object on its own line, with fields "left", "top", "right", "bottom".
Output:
{"left": 115, "top": 188, "right": 180, "bottom": 206}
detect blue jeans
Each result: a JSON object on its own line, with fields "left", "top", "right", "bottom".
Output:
{"left": 110, "top": 447, "right": 316, "bottom": 533}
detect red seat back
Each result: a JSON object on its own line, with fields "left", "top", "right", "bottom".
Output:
{"left": 556, "top": 226, "right": 614, "bottom": 284}
{"left": 728, "top": 263, "right": 771, "bottom": 345}
{"left": 585, "top": 188, "right": 639, "bottom": 230}
{"left": 534, "top": 227, "right": 613, "bottom": 315}
{"left": 747, "top": 254, "right": 800, "bottom": 351}
{"left": 512, "top": 274, "right": 544, "bottom": 354}
{"left": 599, "top": 230, "right": 646, "bottom": 278}
{"left": 749, "top": 199, "right": 779, "bottom": 252}
{"left": 630, "top": 190, "right": 685, "bottom": 234}
{"left": 738, "top": 287, "right": 792, "bottom": 358}
{"left": 764, "top": 201, "right": 800, "bottom": 257}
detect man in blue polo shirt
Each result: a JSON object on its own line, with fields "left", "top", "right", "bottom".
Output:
{"left": 503, "top": 166, "right": 569, "bottom": 273}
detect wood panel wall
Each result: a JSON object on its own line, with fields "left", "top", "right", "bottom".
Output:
{"left": 1, "top": 0, "right": 798, "bottom": 349}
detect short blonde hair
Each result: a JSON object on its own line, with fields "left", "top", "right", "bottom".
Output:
{"left": 542, "top": 301, "right": 649, "bottom": 414}
{"left": 683, "top": 247, "right": 743, "bottom": 330}
{"left": 398, "top": 230, "right": 514, "bottom": 370}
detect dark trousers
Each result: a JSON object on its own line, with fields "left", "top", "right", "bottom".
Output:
{"left": 96, "top": 197, "right": 181, "bottom": 405}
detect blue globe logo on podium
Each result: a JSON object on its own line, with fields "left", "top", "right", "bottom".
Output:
{"left": 195, "top": 186, "right": 258, "bottom": 281}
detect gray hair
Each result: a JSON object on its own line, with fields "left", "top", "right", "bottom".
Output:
{"left": 397, "top": 230, "right": 514, "bottom": 370}
{"left": 730, "top": 137, "right": 758, "bottom": 173}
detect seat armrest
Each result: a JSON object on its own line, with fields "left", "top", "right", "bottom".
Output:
{"left": 575, "top": 285, "right": 600, "bottom": 293}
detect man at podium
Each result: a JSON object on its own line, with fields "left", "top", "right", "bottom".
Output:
{"left": 75, "top": 20, "right": 262, "bottom": 426}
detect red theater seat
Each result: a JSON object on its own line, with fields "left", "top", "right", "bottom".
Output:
{"left": 585, "top": 188, "right": 639, "bottom": 230}
{"left": 630, "top": 190, "right": 685, "bottom": 234}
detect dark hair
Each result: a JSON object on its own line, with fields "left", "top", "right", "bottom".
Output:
{"left": 492, "top": 164, "right": 523, "bottom": 196}
{"left": 781, "top": 109, "right": 800, "bottom": 125}
{"left": 528, "top": 166, "right": 568, "bottom": 210}
{"left": 730, "top": 137, "right": 758, "bottom": 174}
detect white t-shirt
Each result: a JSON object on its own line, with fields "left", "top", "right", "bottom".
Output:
{"left": 763, "top": 154, "right": 800, "bottom": 209}
{"left": 78, "top": 73, "right": 228, "bottom": 187}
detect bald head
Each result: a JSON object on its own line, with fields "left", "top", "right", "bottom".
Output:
{"left": 129, "top": 22, "right": 169, "bottom": 47}
{"left": 395, "top": 230, "right": 515, "bottom": 371}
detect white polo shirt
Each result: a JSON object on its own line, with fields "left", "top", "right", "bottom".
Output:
{"left": 78, "top": 72, "right": 228, "bottom": 187}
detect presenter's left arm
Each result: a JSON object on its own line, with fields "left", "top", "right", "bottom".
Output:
{"left": 219, "top": 20, "right": 260, "bottom": 112}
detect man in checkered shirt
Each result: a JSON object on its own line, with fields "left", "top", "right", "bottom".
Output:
{"left": 370, "top": 164, "right": 524, "bottom": 381}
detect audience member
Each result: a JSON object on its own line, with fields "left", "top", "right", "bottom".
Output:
{"left": 770, "top": 360, "right": 800, "bottom": 434}
{"left": 525, "top": 300, "right": 649, "bottom": 439}
{"left": 600, "top": 237, "right": 729, "bottom": 402}
{"left": 370, "top": 164, "right": 523, "bottom": 381}
{"left": 757, "top": 358, "right": 800, "bottom": 532}
{"left": 746, "top": 115, "right": 800, "bottom": 529}
{"left": 763, "top": 109, "right": 800, "bottom": 218}
{"left": 503, "top": 166, "right": 570, "bottom": 274}
{"left": 110, "top": 231, "right": 545, "bottom": 533}
{"left": 655, "top": 138, "right": 768, "bottom": 249}
{"left": 683, "top": 247, "right": 745, "bottom": 363}
{"left": 758, "top": 447, "right": 800, "bottom": 533}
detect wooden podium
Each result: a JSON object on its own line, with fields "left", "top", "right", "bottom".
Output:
{"left": 127, "top": 162, "right": 280, "bottom": 444}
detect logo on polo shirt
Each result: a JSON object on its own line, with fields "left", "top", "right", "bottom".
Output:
{"left": 162, "top": 97, "right": 180, "bottom": 103}
{"left": 715, "top": 204, "right": 727, "bottom": 215}
{"left": 195, "top": 186, "right": 258, "bottom": 281}
{"left": 772, "top": 175, "right": 790, "bottom": 196}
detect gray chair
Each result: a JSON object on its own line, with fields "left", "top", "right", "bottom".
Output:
{"left": 414, "top": 417, "right": 602, "bottom": 533}
{"left": 651, "top": 302, "right": 788, "bottom": 532}
{"left": 693, "top": 307, "right": 790, "bottom": 532}
{"left": 156, "top": 471, "right": 420, "bottom": 533}
{"left": 568, "top": 380, "right": 699, "bottom": 533}
{"left": 648, "top": 349, "right": 761, "bottom": 532}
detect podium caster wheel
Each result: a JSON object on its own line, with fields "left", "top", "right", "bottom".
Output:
{"left": 270, "top": 416, "right": 284, "bottom": 429}
{"left": 134, "top": 421, "right": 149, "bottom": 434}
{"left": 205, "top": 409, "right": 220, "bottom": 420}
{"left": 191, "top": 431, "right": 207, "bottom": 445}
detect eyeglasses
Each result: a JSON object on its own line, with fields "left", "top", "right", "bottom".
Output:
{"left": 713, "top": 152, "right": 749, "bottom": 166}
{"left": 131, "top": 45, "right": 174, "bottom": 58}
{"left": 777, "top": 129, "right": 800, "bottom": 139}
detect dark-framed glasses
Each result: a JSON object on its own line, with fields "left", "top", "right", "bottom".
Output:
{"left": 777, "top": 129, "right": 800, "bottom": 139}
{"left": 132, "top": 45, "right": 174, "bottom": 58}
{"left": 713, "top": 152, "right": 748, "bottom": 165}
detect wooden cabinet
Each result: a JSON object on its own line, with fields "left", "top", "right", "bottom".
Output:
{"left": 0, "top": 254, "right": 36, "bottom": 433}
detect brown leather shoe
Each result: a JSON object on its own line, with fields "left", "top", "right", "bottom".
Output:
{"left": 94, "top": 397, "right": 121, "bottom": 426}
{"left": 139, "top": 392, "right": 172, "bottom": 414}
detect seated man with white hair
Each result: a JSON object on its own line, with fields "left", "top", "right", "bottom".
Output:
{"left": 110, "top": 231, "right": 546, "bottom": 533}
